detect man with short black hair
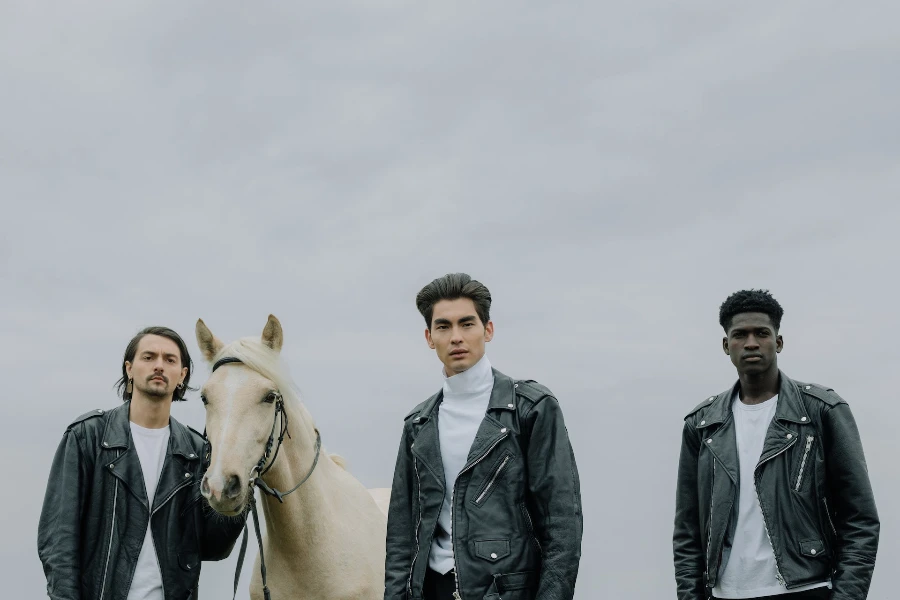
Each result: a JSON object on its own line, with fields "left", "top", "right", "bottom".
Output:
{"left": 673, "top": 290, "right": 879, "bottom": 600}
{"left": 38, "top": 326, "right": 244, "bottom": 600}
{"left": 384, "top": 273, "right": 583, "bottom": 600}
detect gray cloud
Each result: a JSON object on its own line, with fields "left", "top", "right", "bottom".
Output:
{"left": 3, "top": 2, "right": 898, "bottom": 598}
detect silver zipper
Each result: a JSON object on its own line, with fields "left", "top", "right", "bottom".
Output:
{"left": 151, "top": 480, "right": 193, "bottom": 515}
{"left": 99, "top": 451, "right": 120, "bottom": 600}
{"left": 755, "top": 436, "right": 798, "bottom": 587}
{"left": 475, "top": 455, "right": 510, "bottom": 504}
{"left": 705, "top": 459, "right": 716, "bottom": 583}
{"left": 823, "top": 497, "right": 837, "bottom": 537}
{"left": 794, "top": 436, "right": 815, "bottom": 491}
{"left": 451, "top": 433, "right": 509, "bottom": 599}
{"left": 407, "top": 456, "right": 423, "bottom": 598}
{"left": 520, "top": 503, "right": 542, "bottom": 556}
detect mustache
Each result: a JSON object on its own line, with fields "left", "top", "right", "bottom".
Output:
{"left": 147, "top": 374, "right": 169, "bottom": 383}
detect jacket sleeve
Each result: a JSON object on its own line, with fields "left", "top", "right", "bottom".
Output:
{"left": 822, "top": 402, "right": 879, "bottom": 600}
{"left": 38, "top": 430, "right": 87, "bottom": 600}
{"left": 384, "top": 423, "right": 415, "bottom": 600}
{"left": 196, "top": 440, "right": 246, "bottom": 561}
{"left": 524, "top": 396, "right": 583, "bottom": 600}
{"left": 673, "top": 420, "right": 706, "bottom": 600}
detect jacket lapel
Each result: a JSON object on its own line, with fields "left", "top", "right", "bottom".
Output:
{"left": 410, "top": 391, "right": 447, "bottom": 488}
{"left": 101, "top": 403, "right": 148, "bottom": 507}
{"left": 151, "top": 417, "right": 201, "bottom": 513}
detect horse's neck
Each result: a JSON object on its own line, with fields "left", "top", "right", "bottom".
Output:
{"left": 257, "top": 400, "right": 337, "bottom": 553}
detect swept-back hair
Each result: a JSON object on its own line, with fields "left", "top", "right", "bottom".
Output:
{"left": 416, "top": 273, "right": 492, "bottom": 328}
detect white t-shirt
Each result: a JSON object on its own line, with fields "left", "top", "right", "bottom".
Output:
{"left": 127, "top": 422, "right": 170, "bottom": 600}
{"left": 713, "top": 392, "right": 830, "bottom": 598}
{"left": 429, "top": 355, "right": 494, "bottom": 574}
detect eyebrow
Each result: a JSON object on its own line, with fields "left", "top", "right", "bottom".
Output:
{"left": 141, "top": 350, "right": 181, "bottom": 359}
{"left": 730, "top": 326, "right": 772, "bottom": 334}
{"left": 433, "top": 315, "right": 478, "bottom": 326}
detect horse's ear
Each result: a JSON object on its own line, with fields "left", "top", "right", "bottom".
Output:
{"left": 261, "top": 314, "right": 284, "bottom": 353}
{"left": 196, "top": 319, "right": 225, "bottom": 362}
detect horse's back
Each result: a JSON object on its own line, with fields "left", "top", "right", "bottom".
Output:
{"left": 367, "top": 487, "right": 390, "bottom": 517}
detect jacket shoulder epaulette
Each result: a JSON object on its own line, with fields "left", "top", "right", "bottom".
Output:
{"left": 514, "top": 380, "right": 554, "bottom": 405}
{"left": 405, "top": 392, "right": 438, "bottom": 421}
{"left": 798, "top": 382, "right": 845, "bottom": 407}
{"left": 69, "top": 408, "right": 107, "bottom": 429}
{"left": 685, "top": 393, "right": 720, "bottom": 419}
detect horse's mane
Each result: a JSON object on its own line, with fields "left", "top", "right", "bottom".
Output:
{"left": 211, "top": 337, "right": 347, "bottom": 470}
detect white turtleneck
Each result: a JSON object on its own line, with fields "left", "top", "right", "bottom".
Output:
{"left": 428, "top": 354, "right": 494, "bottom": 574}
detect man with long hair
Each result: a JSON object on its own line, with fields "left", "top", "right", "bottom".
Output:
{"left": 38, "top": 326, "right": 244, "bottom": 600}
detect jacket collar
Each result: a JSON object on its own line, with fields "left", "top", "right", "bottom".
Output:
{"left": 101, "top": 401, "right": 199, "bottom": 460}
{"left": 699, "top": 371, "right": 811, "bottom": 428}
{"left": 410, "top": 368, "right": 518, "bottom": 487}
{"left": 416, "top": 368, "right": 518, "bottom": 423}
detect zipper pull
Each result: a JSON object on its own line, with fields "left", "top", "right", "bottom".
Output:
{"left": 453, "top": 592, "right": 462, "bottom": 599}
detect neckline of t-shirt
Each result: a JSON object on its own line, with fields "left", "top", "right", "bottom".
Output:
{"left": 130, "top": 421, "right": 171, "bottom": 436}
{"left": 733, "top": 393, "right": 779, "bottom": 412}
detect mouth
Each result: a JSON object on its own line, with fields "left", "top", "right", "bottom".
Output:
{"left": 742, "top": 355, "right": 763, "bottom": 362}
{"left": 449, "top": 350, "right": 468, "bottom": 359}
{"left": 149, "top": 377, "right": 167, "bottom": 383}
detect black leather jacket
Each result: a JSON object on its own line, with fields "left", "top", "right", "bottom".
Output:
{"left": 37, "top": 402, "right": 244, "bottom": 600}
{"left": 673, "top": 373, "right": 879, "bottom": 600}
{"left": 384, "top": 369, "right": 583, "bottom": 600}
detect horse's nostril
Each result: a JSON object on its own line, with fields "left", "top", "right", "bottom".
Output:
{"left": 223, "top": 474, "right": 242, "bottom": 499}
{"left": 200, "top": 476, "right": 211, "bottom": 496}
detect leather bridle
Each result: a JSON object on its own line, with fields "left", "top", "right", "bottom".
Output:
{"left": 210, "top": 356, "right": 322, "bottom": 600}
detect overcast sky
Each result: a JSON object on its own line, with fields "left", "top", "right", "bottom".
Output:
{"left": 2, "top": 2, "right": 898, "bottom": 598}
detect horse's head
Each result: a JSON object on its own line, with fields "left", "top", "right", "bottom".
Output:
{"left": 195, "top": 314, "right": 286, "bottom": 516}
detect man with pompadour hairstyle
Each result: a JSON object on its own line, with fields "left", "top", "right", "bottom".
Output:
{"left": 384, "top": 273, "right": 583, "bottom": 600}
{"left": 673, "top": 290, "right": 879, "bottom": 600}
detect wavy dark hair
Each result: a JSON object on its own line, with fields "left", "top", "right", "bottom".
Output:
{"left": 416, "top": 273, "right": 492, "bottom": 329}
{"left": 115, "top": 326, "right": 196, "bottom": 401}
{"left": 719, "top": 289, "right": 784, "bottom": 332}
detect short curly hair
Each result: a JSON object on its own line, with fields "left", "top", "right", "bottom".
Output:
{"left": 719, "top": 289, "right": 784, "bottom": 332}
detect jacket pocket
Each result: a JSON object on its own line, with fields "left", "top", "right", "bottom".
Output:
{"left": 484, "top": 570, "right": 539, "bottom": 600}
{"left": 472, "top": 451, "right": 514, "bottom": 506}
{"left": 799, "top": 539, "right": 827, "bottom": 559}
{"left": 474, "top": 539, "right": 510, "bottom": 562}
{"left": 793, "top": 435, "right": 816, "bottom": 492}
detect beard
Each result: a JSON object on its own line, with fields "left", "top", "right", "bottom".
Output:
{"left": 136, "top": 375, "right": 171, "bottom": 399}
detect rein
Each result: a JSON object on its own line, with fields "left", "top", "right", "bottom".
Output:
{"left": 211, "top": 356, "right": 322, "bottom": 600}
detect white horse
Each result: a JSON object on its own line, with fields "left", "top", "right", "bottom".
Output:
{"left": 196, "top": 315, "right": 388, "bottom": 600}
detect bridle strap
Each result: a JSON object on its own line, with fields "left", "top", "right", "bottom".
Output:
{"left": 215, "top": 356, "right": 322, "bottom": 600}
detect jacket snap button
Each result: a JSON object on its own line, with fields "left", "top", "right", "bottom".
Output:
{"left": 184, "top": 473, "right": 191, "bottom": 478}
{"left": 805, "top": 386, "right": 811, "bottom": 390}
{"left": 490, "top": 553, "right": 498, "bottom": 559}
{"left": 708, "top": 396, "right": 715, "bottom": 401}
{"left": 103, "top": 441, "right": 109, "bottom": 447}
{"left": 706, "top": 439, "right": 712, "bottom": 444}
{"left": 109, "top": 464, "right": 114, "bottom": 469}
{"left": 786, "top": 433, "right": 793, "bottom": 439}
{"left": 500, "top": 428, "right": 507, "bottom": 434}
{"left": 801, "top": 417, "right": 807, "bottom": 422}
{"left": 514, "top": 384, "right": 518, "bottom": 388}
{"left": 811, "top": 549, "right": 817, "bottom": 555}
{"left": 700, "top": 420, "right": 706, "bottom": 426}
{"left": 97, "top": 409, "right": 104, "bottom": 414}
{"left": 507, "top": 403, "right": 514, "bottom": 408}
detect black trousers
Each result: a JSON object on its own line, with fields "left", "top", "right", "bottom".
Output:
{"left": 712, "top": 587, "right": 831, "bottom": 600}
{"left": 424, "top": 568, "right": 457, "bottom": 600}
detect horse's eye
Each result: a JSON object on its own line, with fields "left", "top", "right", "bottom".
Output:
{"left": 200, "top": 394, "right": 209, "bottom": 406}
{"left": 263, "top": 392, "right": 278, "bottom": 404}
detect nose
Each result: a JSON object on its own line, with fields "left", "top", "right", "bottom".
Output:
{"left": 223, "top": 475, "right": 242, "bottom": 499}
{"left": 201, "top": 473, "right": 243, "bottom": 501}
